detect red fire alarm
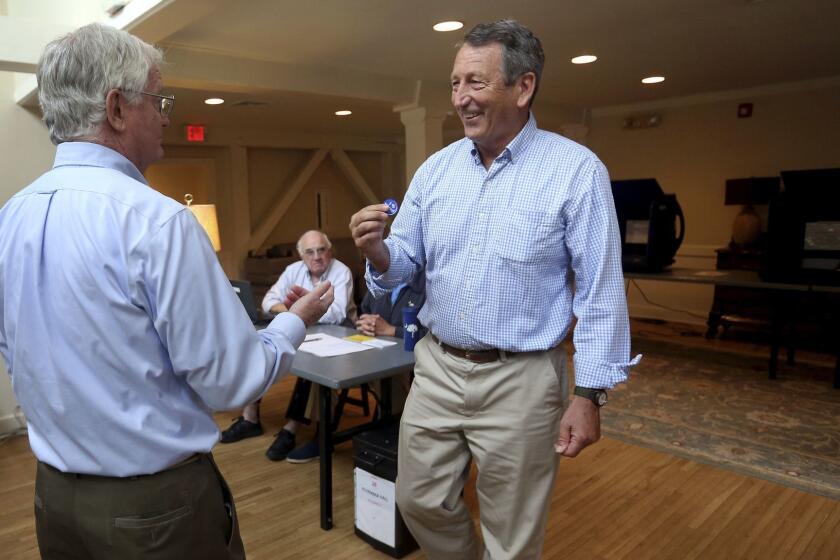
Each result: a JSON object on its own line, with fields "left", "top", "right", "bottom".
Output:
{"left": 185, "top": 124, "right": 206, "bottom": 142}
{"left": 737, "top": 103, "right": 753, "bottom": 118}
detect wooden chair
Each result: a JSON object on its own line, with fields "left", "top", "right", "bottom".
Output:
{"left": 331, "top": 384, "right": 374, "bottom": 431}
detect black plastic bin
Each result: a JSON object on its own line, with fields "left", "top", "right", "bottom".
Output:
{"left": 353, "top": 422, "right": 418, "bottom": 558}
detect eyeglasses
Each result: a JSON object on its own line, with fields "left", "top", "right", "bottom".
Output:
{"left": 302, "top": 246, "right": 329, "bottom": 257}
{"left": 124, "top": 90, "right": 175, "bottom": 117}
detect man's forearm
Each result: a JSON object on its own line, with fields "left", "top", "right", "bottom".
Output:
{"left": 365, "top": 242, "right": 390, "bottom": 274}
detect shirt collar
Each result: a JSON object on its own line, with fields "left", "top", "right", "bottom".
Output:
{"left": 469, "top": 112, "right": 538, "bottom": 166}
{"left": 52, "top": 142, "right": 148, "bottom": 185}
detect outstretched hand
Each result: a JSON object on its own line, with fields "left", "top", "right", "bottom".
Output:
{"left": 287, "top": 282, "right": 334, "bottom": 328}
{"left": 554, "top": 397, "right": 601, "bottom": 457}
{"left": 348, "top": 204, "right": 391, "bottom": 272}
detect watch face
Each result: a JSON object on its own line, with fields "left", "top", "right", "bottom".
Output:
{"left": 596, "top": 391, "right": 608, "bottom": 406}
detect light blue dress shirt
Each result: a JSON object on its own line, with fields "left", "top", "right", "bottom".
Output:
{"left": 0, "top": 142, "right": 305, "bottom": 476}
{"left": 367, "top": 115, "right": 640, "bottom": 389}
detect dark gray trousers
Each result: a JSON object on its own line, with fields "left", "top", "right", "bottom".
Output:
{"left": 34, "top": 453, "right": 245, "bottom": 560}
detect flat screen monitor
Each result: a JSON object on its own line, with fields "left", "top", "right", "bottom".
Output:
{"left": 610, "top": 178, "right": 684, "bottom": 271}
{"left": 765, "top": 168, "right": 840, "bottom": 285}
{"left": 611, "top": 178, "right": 663, "bottom": 256}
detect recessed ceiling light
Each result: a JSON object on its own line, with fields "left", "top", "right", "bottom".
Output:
{"left": 433, "top": 21, "right": 464, "bottom": 32}
{"left": 641, "top": 76, "right": 665, "bottom": 84}
{"left": 204, "top": 98, "right": 224, "bottom": 105}
{"left": 571, "top": 55, "right": 597, "bottom": 65}
{"left": 335, "top": 110, "right": 352, "bottom": 116}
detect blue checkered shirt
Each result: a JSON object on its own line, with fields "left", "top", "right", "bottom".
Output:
{"left": 367, "top": 115, "right": 640, "bottom": 388}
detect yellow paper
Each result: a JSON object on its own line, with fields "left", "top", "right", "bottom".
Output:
{"left": 344, "top": 334, "right": 374, "bottom": 342}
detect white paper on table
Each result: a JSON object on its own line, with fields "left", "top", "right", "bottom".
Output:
{"left": 360, "top": 338, "right": 398, "bottom": 349}
{"left": 354, "top": 467, "right": 396, "bottom": 547}
{"left": 298, "top": 333, "right": 371, "bottom": 357}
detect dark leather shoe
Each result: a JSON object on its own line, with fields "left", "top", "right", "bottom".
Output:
{"left": 285, "top": 439, "right": 320, "bottom": 464}
{"left": 220, "top": 417, "right": 263, "bottom": 443}
{"left": 266, "top": 429, "right": 296, "bottom": 461}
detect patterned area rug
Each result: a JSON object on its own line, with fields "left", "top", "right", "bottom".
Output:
{"left": 601, "top": 337, "right": 840, "bottom": 500}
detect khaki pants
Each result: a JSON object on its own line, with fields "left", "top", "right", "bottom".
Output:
{"left": 34, "top": 453, "right": 245, "bottom": 560}
{"left": 397, "top": 336, "right": 568, "bottom": 560}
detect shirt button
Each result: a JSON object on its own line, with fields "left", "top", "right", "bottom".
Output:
{"left": 479, "top": 213, "right": 487, "bottom": 220}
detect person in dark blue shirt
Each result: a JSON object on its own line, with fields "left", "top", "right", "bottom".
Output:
{"left": 356, "top": 281, "right": 426, "bottom": 340}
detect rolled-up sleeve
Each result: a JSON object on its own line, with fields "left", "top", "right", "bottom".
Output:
{"left": 261, "top": 269, "right": 294, "bottom": 315}
{"left": 565, "top": 160, "right": 641, "bottom": 388}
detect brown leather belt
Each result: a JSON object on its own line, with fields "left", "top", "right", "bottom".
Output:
{"left": 431, "top": 333, "right": 517, "bottom": 364}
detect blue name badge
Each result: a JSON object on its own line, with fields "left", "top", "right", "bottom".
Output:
{"left": 384, "top": 198, "right": 399, "bottom": 216}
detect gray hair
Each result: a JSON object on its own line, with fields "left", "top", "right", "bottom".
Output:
{"left": 36, "top": 23, "right": 163, "bottom": 145}
{"left": 462, "top": 20, "right": 545, "bottom": 107}
{"left": 297, "top": 230, "right": 332, "bottom": 254}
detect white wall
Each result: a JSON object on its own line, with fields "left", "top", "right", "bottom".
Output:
{"left": 0, "top": 71, "right": 55, "bottom": 433}
{"left": 587, "top": 82, "right": 840, "bottom": 324}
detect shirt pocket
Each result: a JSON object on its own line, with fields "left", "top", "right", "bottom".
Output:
{"left": 492, "top": 209, "right": 563, "bottom": 264}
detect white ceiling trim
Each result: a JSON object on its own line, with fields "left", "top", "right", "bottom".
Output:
{"left": 114, "top": 0, "right": 230, "bottom": 43}
{"left": 14, "top": 0, "right": 232, "bottom": 105}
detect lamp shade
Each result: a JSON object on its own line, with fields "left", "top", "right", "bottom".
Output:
{"left": 184, "top": 194, "right": 221, "bottom": 252}
{"left": 724, "top": 177, "right": 780, "bottom": 206}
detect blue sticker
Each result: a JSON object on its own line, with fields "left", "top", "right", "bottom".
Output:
{"left": 384, "top": 198, "right": 399, "bottom": 215}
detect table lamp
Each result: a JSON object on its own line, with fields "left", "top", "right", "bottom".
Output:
{"left": 184, "top": 193, "right": 221, "bottom": 252}
{"left": 724, "top": 177, "right": 780, "bottom": 247}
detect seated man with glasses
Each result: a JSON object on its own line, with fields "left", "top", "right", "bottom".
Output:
{"left": 221, "top": 230, "right": 357, "bottom": 461}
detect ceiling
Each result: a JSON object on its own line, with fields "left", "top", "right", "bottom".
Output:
{"left": 98, "top": 0, "right": 840, "bottom": 138}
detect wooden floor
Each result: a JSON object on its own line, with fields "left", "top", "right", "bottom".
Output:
{"left": 1, "top": 321, "right": 839, "bottom": 559}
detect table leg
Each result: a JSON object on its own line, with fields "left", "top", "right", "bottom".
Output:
{"left": 768, "top": 291, "right": 790, "bottom": 380}
{"left": 380, "top": 377, "right": 392, "bottom": 420}
{"left": 833, "top": 302, "right": 840, "bottom": 390}
{"left": 706, "top": 309, "right": 721, "bottom": 339}
{"left": 319, "top": 384, "right": 333, "bottom": 530}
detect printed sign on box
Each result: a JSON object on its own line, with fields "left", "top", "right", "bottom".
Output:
{"left": 354, "top": 467, "right": 396, "bottom": 548}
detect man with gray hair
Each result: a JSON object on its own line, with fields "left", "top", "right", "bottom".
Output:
{"left": 350, "top": 20, "right": 639, "bottom": 559}
{"left": 0, "top": 23, "right": 334, "bottom": 559}
{"left": 221, "top": 229, "right": 357, "bottom": 463}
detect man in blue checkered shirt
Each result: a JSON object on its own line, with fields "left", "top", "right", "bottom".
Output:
{"left": 350, "top": 19, "right": 639, "bottom": 560}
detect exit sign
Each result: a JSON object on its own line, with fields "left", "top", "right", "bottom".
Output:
{"left": 185, "top": 124, "right": 206, "bottom": 142}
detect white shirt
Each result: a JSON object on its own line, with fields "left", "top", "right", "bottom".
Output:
{"left": 262, "top": 259, "right": 356, "bottom": 325}
{"left": 0, "top": 142, "right": 305, "bottom": 476}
